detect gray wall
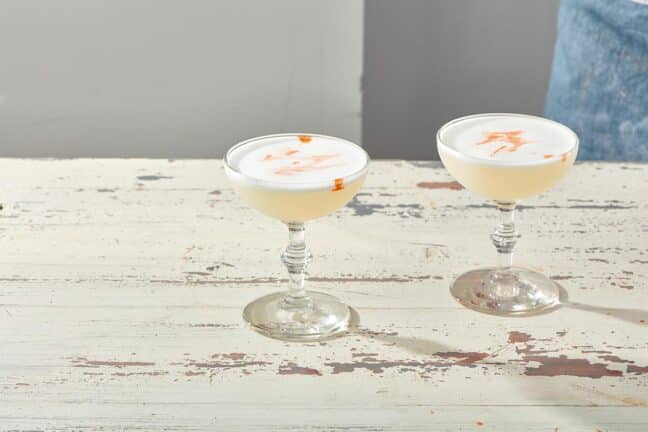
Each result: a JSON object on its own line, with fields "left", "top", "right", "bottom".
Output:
{"left": 0, "top": 0, "right": 562, "bottom": 159}
{"left": 0, "top": 0, "right": 363, "bottom": 158}
{"left": 363, "top": 0, "right": 561, "bottom": 160}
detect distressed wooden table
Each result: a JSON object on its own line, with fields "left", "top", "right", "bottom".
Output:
{"left": 1, "top": 159, "right": 647, "bottom": 431}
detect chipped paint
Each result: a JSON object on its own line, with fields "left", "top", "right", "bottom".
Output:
{"left": 598, "top": 355, "right": 634, "bottom": 364}
{"left": 588, "top": 258, "right": 610, "bottom": 263}
{"left": 71, "top": 358, "right": 155, "bottom": 368}
{"left": 112, "top": 371, "right": 168, "bottom": 377}
{"left": 346, "top": 194, "right": 424, "bottom": 218}
{"left": 351, "top": 352, "right": 379, "bottom": 358}
{"left": 464, "top": 203, "right": 637, "bottom": 210}
{"left": 136, "top": 175, "right": 173, "bottom": 181}
{"left": 550, "top": 275, "right": 584, "bottom": 281}
{"left": 186, "top": 359, "right": 270, "bottom": 370}
{"left": 508, "top": 331, "right": 532, "bottom": 344}
{"left": 151, "top": 275, "right": 431, "bottom": 285}
{"left": 416, "top": 181, "right": 463, "bottom": 190}
{"left": 628, "top": 365, "right": 648, "bottom": 375}
{"left": 325, "top": 351, "right": 488, "bottom": 374}
{"left": 507, "top": 331, "right": 648, "bottom": 379}
{"left": 523, "top": 355, "right": 623, "bottom": 378}
{"left": 189, "top": 323, "right": 238, "bottom": 329}
{"left": 278, "top": 362, "right": 322, "bottom": 376}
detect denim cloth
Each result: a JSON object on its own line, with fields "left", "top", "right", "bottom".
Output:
{"left": 545, "top": 0, "right": 648, "bottom": 160}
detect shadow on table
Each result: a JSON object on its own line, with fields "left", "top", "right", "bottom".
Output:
{"left": 563, "top": 301, "right": 648, "bottom": 325}
{"left": 346, "top": 284, "right": 647, "bottom": 355}
{"left": 557, "top": 284, "right": 648, "bottom": 325}
{"left": 347, "top": 307, "right": 454, "bottom": 355}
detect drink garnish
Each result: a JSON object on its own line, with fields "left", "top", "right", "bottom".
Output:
{"left": 477, "top": 130, "right": 532, "bottom": 156}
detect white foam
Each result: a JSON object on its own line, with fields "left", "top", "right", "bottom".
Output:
{"left": 440, "top": 114, "right": 577, "bottom": 164}
{"left": 227, "top": 134, "right": 368, "bottom": 187}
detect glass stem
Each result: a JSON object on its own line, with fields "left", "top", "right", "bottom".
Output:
{"left": 491, "top": 201, "right": 519, "bottom": 270}
{"left": 281, "top": 222, "right": 313, "bottom": 308}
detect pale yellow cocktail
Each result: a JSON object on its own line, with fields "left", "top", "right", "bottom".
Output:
{"left": 437, "top": 113, "right": 579, "bottom": 315}
{"left": 225, "top": 134, "right": 367, "bottom": 222}
{"left": 224, "top": 133, "right": 369, "bottom": 341}
{"left": 438, "top": 114, "right": 578, "bottom": 201}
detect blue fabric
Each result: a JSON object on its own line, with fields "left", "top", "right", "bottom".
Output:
{"left": 545, "top": 0, "right": 648, "bottom": 160}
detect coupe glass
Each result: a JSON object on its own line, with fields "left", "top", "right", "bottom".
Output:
{"left": 437, "top": 113, "right": 579, "bottom": 315}
{"left": 224, "top": 133, "right": 369, "bottom": 341}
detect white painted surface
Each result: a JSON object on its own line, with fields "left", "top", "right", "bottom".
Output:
{"left": 0, "top": 0, "right": 363, "bottom": 157}
{"left": 1, "top": 159, "right": 647, "bottom": 430}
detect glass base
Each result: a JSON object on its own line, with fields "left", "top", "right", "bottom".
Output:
{"left": 450, "top": 266, "right": 561, "bottom": 316}
{"left": 242, "top": 291, "right": 351, "bottom": 342}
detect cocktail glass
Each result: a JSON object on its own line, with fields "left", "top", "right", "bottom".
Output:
{"left": 437, "top": 113, "right": 578, "bottom": 315}
{"left": 224, "top": 133, "right": 369, "bottom": 341}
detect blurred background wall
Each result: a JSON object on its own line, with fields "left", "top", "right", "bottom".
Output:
{"left": 0, "top": 0, "right": 561, "bottom": 159}
{"left": 0, "top": 0, "right": 363, "bottom": 157}
{"left": 363, "top": 0, "right": 561, "bottom": 159}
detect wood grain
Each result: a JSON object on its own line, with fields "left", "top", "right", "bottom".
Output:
{"left": 0, "top": 159, "right": 647, "bottom": 431}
